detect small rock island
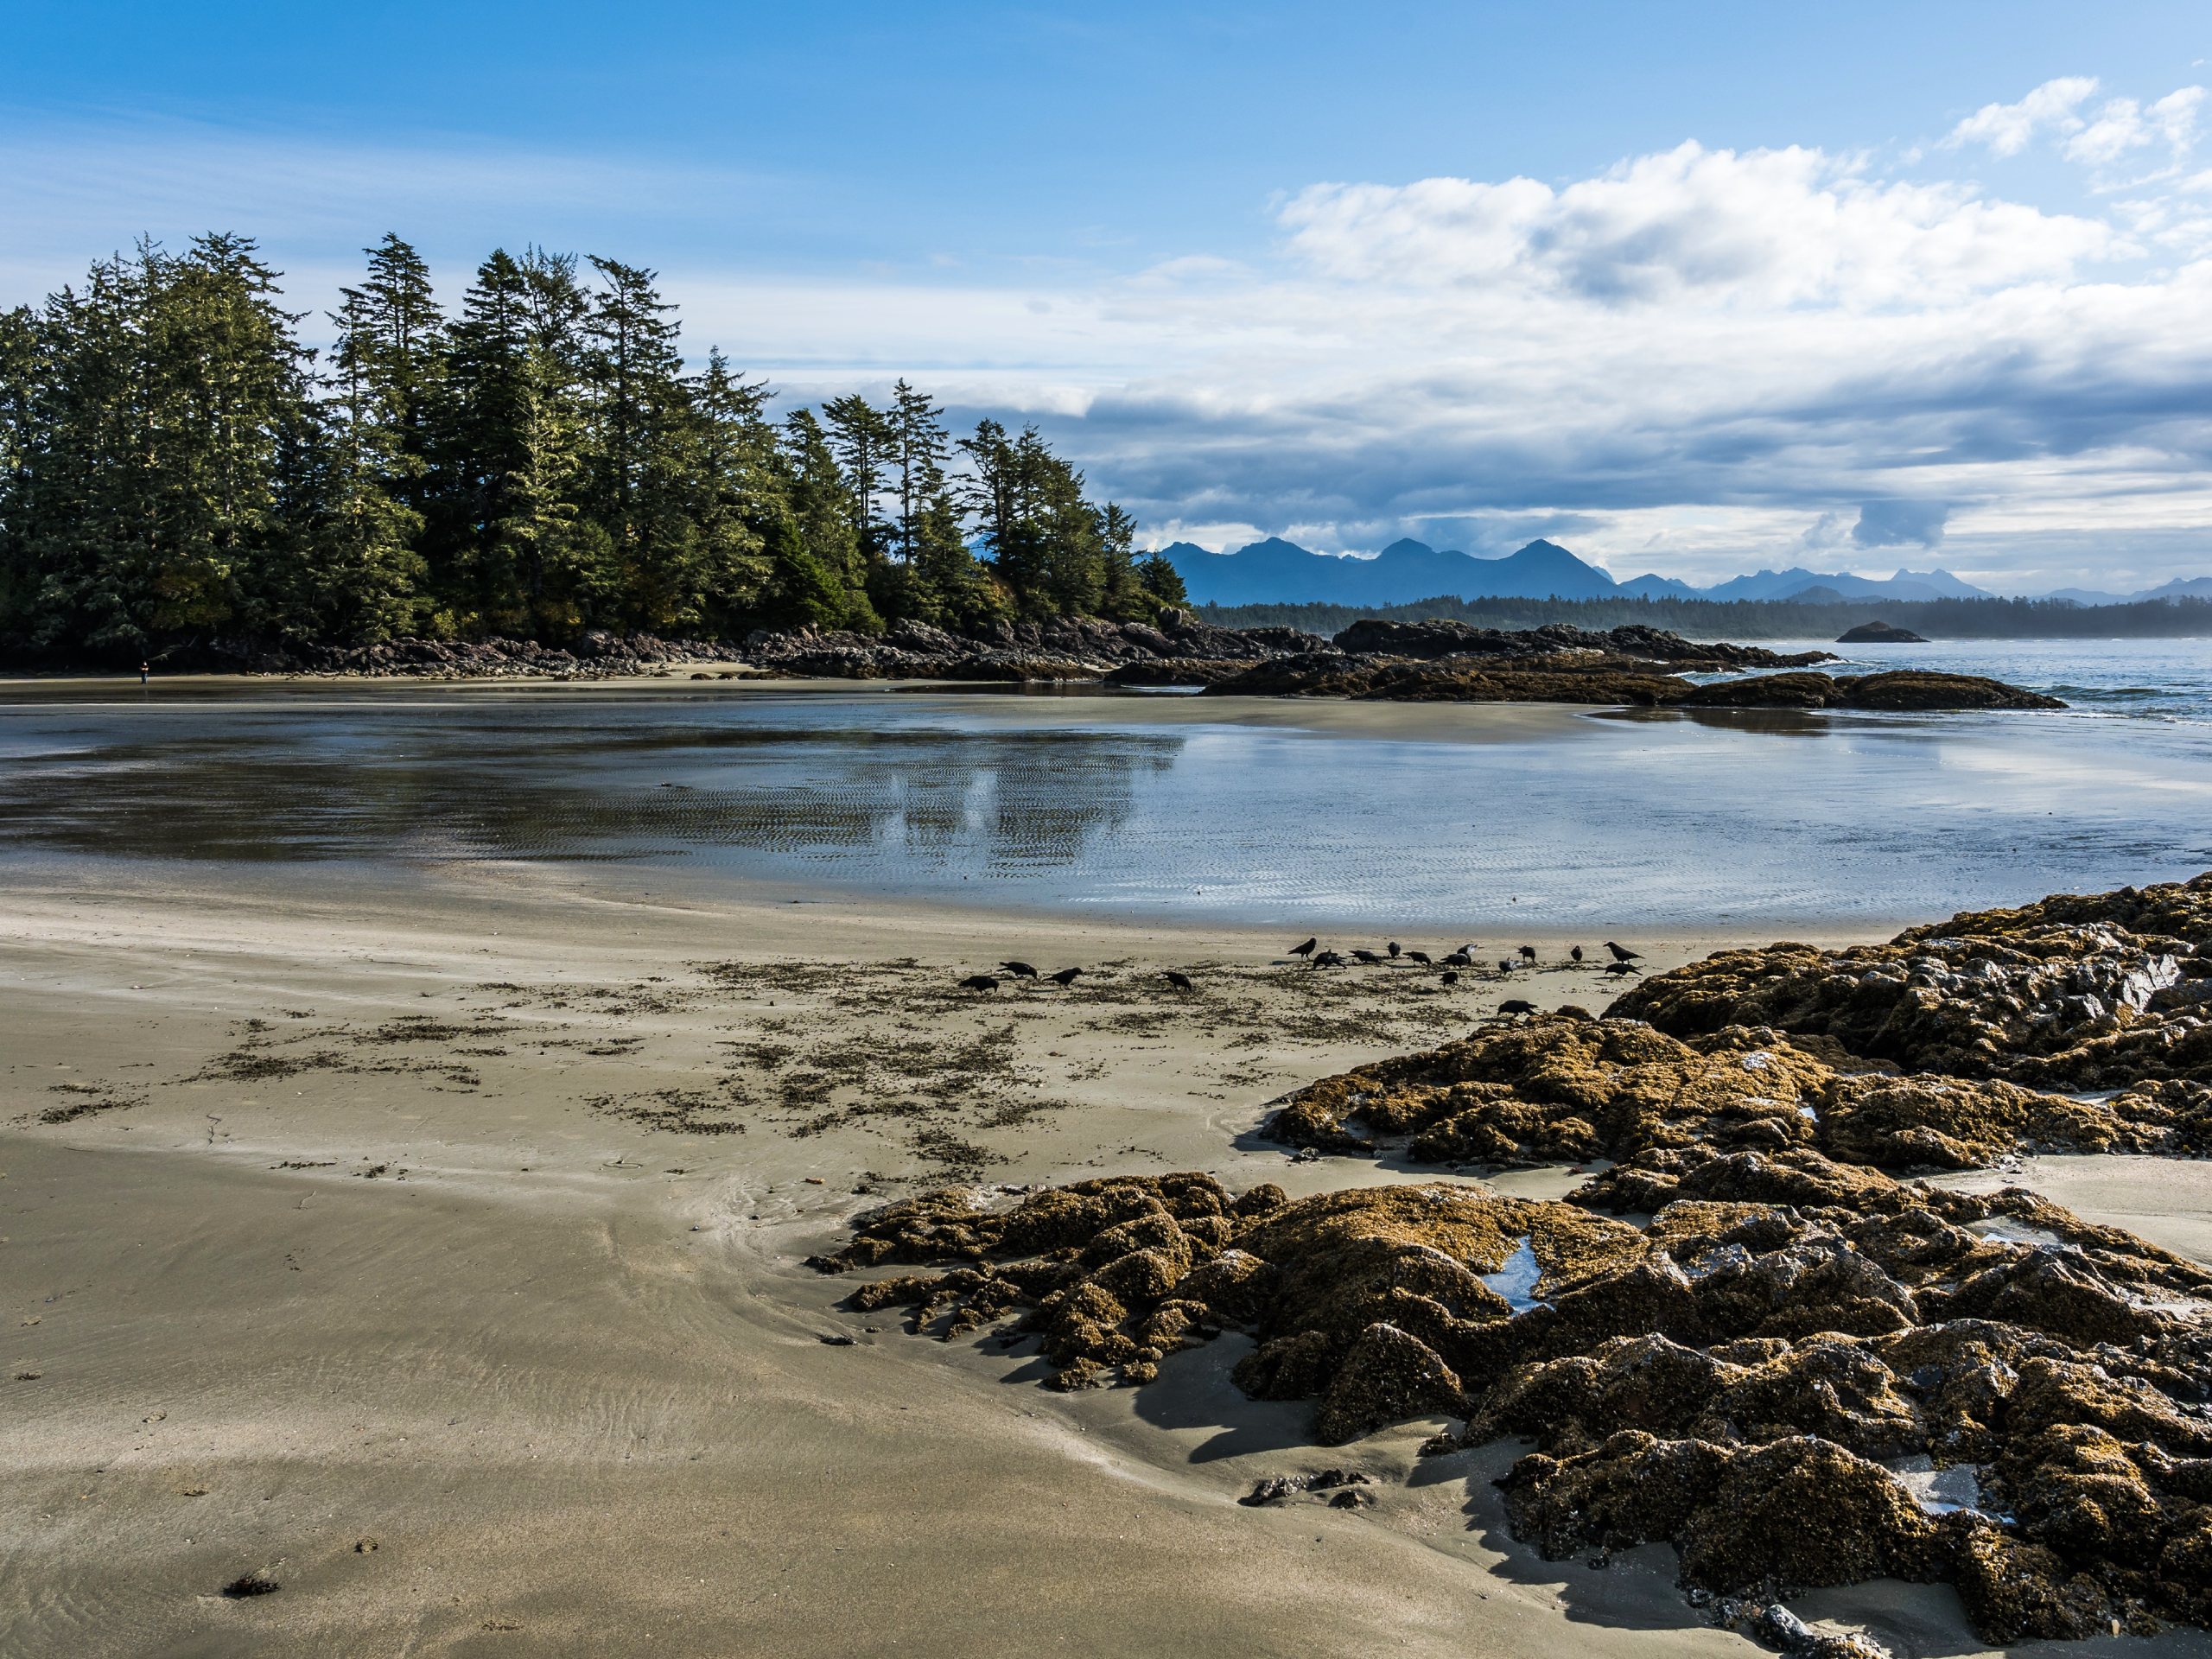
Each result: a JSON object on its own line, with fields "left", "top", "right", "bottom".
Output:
{"left": 1837, "top": 620, "right": 1929, "bottom": 644}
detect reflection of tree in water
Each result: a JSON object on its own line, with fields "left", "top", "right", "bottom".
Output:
{"left": 0, "top": 720, "right": 1185, "bottom": 878}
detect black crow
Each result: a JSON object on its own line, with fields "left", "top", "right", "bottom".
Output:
{"left": 1406, "top": 950, "right": 1431, "bottom": 965}
{"left": 1497, "top": 958, "right": 1516, "bottom": 974}
{"left": 1162, "top": 970, "right": 1194, "bottom": 992}
{"left": 1311, "top": 950, "right": 1345, "bottom": 968}
{"left": 1499, "top": 998, "right": 1536, "bottom": 1016}
{"left": 1048, "top": 967, "right": 1084, "bottom": 987}
{"left": 1000, "top": 960, "right": 1039, "bottom": 979}
{"left": 1518, "top": 944, "right": 1537, "bottom": 964}
{"left": 1442, "top": 950, "right": 1472, "bottom": 968}
{"left": 959, "top": 974, "right": 1001, "bottom": 992}
{"left": 1288, "top": 938, "right": 1318, "bottom": 959}
{"left": 1605, "top": 941, "right": 1643, "bottom": 963}
{"left": 1570, "top": 945, "right": 1585, "bottom": 963}
{"left": 1604, "top": 962, "right": 1642, "bottom": 979}
{"left": 1440, "top": 970, "right": 1459, "bottom": 987}
{"left": 1351, "top": 949, "right": 1384, "bottom": 964}
{"left": 1387, "top": 941, "right": 1402, "bottom": 958}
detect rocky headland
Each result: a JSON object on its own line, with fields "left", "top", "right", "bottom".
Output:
{"left": 813, "top": 874, "right": 2212, "bottom": 1645}
{"left": 79, "top": 613, "right": 2067, "bottom": 712}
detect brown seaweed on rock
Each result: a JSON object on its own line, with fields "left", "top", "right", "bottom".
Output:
{"left": 1608, "top": 874, "right": 2212, "bottom": 1100}
{"left": 1264, "top": 1009, "right": 2190, "bottom": 1173}
{"left": 817, "top": 1167, "right": 2212, "bottom": 1643}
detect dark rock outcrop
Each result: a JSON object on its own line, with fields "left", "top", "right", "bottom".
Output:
{"left": 1678, "top": 671, "right": 2063, "bottom": 712}
{"left": 1329, "top": 620, "right": 1832, "bottom": 669}
{"left": 1838, "top": 620, "right": 1929, "bottom": 644}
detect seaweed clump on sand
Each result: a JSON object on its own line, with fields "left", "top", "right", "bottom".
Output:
{"left": 1611, "top": 874, "right": 2212, "bottom": 1100}
{"left": 1265, "top": 1007, "right": 2199, "bottom": 1172}
{"left": 814, "top": 1164, "right": 2212, "bottom": 1643}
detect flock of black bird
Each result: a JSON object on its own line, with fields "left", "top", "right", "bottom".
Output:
{"left": 956, "top": 938, "right": 1643, "bottom": 1012}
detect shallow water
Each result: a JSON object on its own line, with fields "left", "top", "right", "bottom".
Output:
{"left": 1, "top": 659, "right": 2208, "bottom": 930}
{"left": 1717, "top": 634, "right": 2212, "bottom": 721}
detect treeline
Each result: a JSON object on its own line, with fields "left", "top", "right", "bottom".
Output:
{"left": 1198, "top": 591, "right": 2212, "bottom": 640}
{"left": 0, "top": 234, "right": 1186, "bottom": 662}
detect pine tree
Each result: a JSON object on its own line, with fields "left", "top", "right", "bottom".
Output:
{"left": 819, "top": 392, "right": 893, "bottom": 567}
{"left": 336, "top": 235, "right": 443, "bottom": 517}
{"left": 429, "top": 248, "right": 598, "bottom": 634}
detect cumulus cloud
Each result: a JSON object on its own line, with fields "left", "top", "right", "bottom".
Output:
{"left": 1946, "top": 78, "right": 2101, "bottom": 157}
{"left": 1944, "top": 77, "right": 2206, "bottom": 183}
{"left": 1852, "top": 500, "right": 1950, "bottom": 549}
{"left": 1277, "top": 143, "right": 2113, "bottom": 306}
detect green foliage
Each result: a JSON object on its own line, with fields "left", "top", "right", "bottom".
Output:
{"left": 0, "top": 232, "right": 1150, "bottom": 662}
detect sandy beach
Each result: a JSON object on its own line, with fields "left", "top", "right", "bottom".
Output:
{"left": 0, "top": 850, "right": 1870, "bottom": 1659}
{"left": 5, "top": 682, "right": 2211, "bottom": 1658}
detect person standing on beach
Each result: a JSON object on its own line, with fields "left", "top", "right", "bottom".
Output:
{"left": 138, "top": 661, "right": 149, "bottom": 684}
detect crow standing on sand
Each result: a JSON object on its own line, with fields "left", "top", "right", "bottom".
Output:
{"left": 1605, "top": 942, "right": 1642, "bottom": 963}
{"left": 1048, "top": 967, "right": 1084, "bottom": 987}
{"left": 1443, "top": 950, "right": 1472, "bottom": 968}
{"left": 1388, "top": 941, "right": 1402, "bottom": 958}
{"left": 1001, "top": 960, "right": 1039, "bottom": 979}
{"left": 1440, "top": 970, "right": 1460, "bottom": 987}
{"left": 1570, "top": 945, "right": 1585, "bottom": 963}
{"left": 1497, "top": 958, "right": 1516, "bottom": 975}
{"left": 1311, "top": 950, "right": 1345, "bottom": 968}
{"left": 1352, "top": 949, "right": 1384, "bottom": 964}
{"left": 959, "top": 974, "right": 1001, "bottom": 992}
{"left": 1162, "top": 970, "right": 1194, "bottom": 992}
{"left": 1406, "top": 950, "right": 1431, "bottom": 965}
{"left": 1518, "top": 945, "right": 1537, "bottom": 964}
{"left": 1288, "top": 938, "right": 1318, "bottom": 959}
{"left": 1499, "top": 998, "right": 1537, "bottom": 1017}
{"left": 1605, "top": 961, "right": 1642, "bottom": 979}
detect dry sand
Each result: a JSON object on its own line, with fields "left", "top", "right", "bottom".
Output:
{"left": 3, "top": 858, "right": 2205, "bottom": 1657}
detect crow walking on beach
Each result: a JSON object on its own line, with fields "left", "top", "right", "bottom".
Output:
{"left": 1605, "top": 942, "right": 1642, "bottom": 963}
{"left": 1499, "top": 998, "right": 1537, "bottom": 1017}
{"left": 1497, "top": 958, "right": 1516, "bottom": 974}
{"left": 1048, "top": 967, "right": 1084, "bottom": 987}
{"left": 1604, "top": 962, "right": 1642, "bottom": 979}
{"left": 1440, "top": 970, "right": 1459, "bottom": 987}
{"left": 1570, "top": 945, "right": 1585, "bottom": 963}
{"left": 1311, "top": 950, "right": 1345, "bottom": 968}
{"left": 1518, "top": 945, "right": 1537, "bottom": 964}
{"left": 1443, "top": 950, "right": 1472, "bottom": 968}
{"left": 1351, "top": 949, "right": 1384, "bottom": 964}
{"left": 1288, "top": 938, "right": 1318, "bottom": 959}
{"left": 1000, "top": 960, "right": 1039, "bottom": 979}
{"left": 1162, "top": 970, "right": 1194, "bottom": 992}
{"left": 1405, "top": 950, "right": 1431, "bottom": 965}
{"left": 1387, "top": 941, "right": 1402, "bottom": 958}
{"left": 959, "top": 974, "right": 1001, "bottom": 992}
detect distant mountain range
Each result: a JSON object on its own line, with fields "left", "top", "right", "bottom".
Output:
{"left": 1154, "top": 537, "right": 2209, "bottom": 608}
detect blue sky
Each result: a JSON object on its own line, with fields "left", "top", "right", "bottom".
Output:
{"left": 7, "top": 2, "right": 2212, "bottom": 591}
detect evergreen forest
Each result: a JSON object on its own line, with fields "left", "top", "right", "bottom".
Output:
{"left": 0, "top": 235, "right": 1188, "bottom": 662}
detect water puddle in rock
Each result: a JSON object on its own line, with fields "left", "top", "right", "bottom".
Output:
{"left": 1885, "top": 1455, "right": 2006, "bottom": 1520}
{"left": 1479, "top": 1236, "right": 1548, "bottom": 1312}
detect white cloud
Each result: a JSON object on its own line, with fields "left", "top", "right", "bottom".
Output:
{"left": 1277, "top": 142, "right": 2114, "bottom": 307}
{"left": 2064, "top": 86, "right": 2205, "bottom": 167}
{"left": 1946, "top": 77, "right": 2100, "bottom": 157}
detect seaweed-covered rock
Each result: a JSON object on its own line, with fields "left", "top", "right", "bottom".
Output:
{"left": 818, "top": 1164, "right": 2212, "bottom": 1643}
{"left": 1610, "top": 874, "right": 2212, "bottom": 1095}
{"left": 1268, "top": 1011, "right": 2158, "bottom": 1174}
